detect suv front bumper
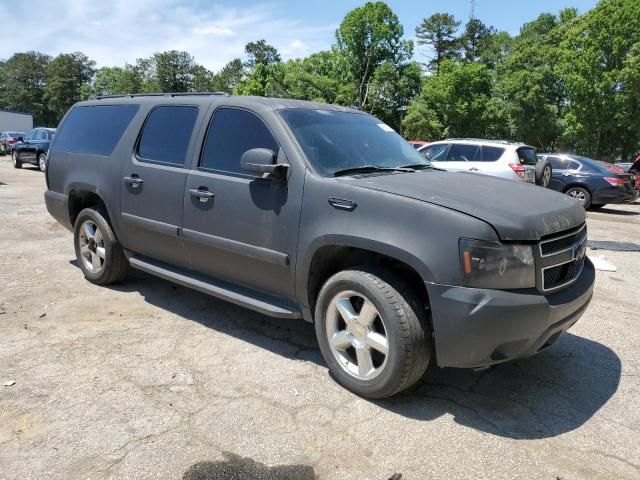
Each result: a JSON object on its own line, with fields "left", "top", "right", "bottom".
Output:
{"left": 426, "top": 257, "right": 595, "bottom": 368}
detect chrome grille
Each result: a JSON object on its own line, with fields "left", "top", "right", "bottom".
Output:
{"left": 538, "top": 224, "right": 587, "bottom": 292}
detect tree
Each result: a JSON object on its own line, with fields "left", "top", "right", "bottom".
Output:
{"left": 0, "top": 52, "right": 51, "bottom": 125}
{"left": 460, "top": 18, "right": 496, "bottom": 63}
{"left": 44, "top": 52, "right": 95, "bottom": 123}
{"left": 153, "top": 50, "right": 195, "bottom": 92}
{"left": 415, "top": 13, "right": 460, "bottom": 73}
{"left": 403, "top": 60, "right": 501, "bottom": 140}
{"left": 211, "top": 58, "right": 244, "bottom": 93}
{"left": 244, "top": 40, "right": 281, "bottom": 69}
{"left": 91, "top": 65, "right": 142, "bottom": 95}
{"left": 336, "top": 2, "right": 412, "bottom": 109}
{"left": 191, "top": 64, "right": 214, "bottom": 92}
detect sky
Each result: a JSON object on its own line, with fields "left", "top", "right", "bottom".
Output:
{"left": 0, "top": 0, "right": 598, "bottom": 71}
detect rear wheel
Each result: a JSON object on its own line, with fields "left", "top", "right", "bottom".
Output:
{"left": 536, "top": 161, "right": 552, "bottom": 187}
{"left": 38, "top": 153, "right": 47, "bottom": 172}
{"left": 12, "top": 151, "right": 22, "bottom": 169}
{"left": 314, "top": 267, "right": 430, "bottom": 398}
{"left": 74, "top": 208, "right": 129, "bottom": 285}
{"left": 566, "top": 186, "right": 592, "bottom": 209}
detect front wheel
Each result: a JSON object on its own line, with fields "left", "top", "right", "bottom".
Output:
{"left": 74, "top": 208, "right": 129, "bottom": 285}
{"left": 12, "top": 151, "right": 22, "bottom": 169}
{"left": 38, "top": 153, "right": 47, "bottom": 172}
{"left": 314, "top": 268, "right": 430, "bottom": 398}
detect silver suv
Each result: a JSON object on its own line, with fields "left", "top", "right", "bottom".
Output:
{"left": 419, "top": 139, "right": 539, "bottom": 183}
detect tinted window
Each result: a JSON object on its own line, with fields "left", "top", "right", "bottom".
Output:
{"left": 546, "top": 156, "right": 566, "bottom": 169}
{"left": 37, "top": 130, "right": 48, "bottom": 140}
{"left": 481, "top": 146, "right": 505, "bottom": 162}
{"left": 137, "top": 106, "right": 198, "bottom": 166}
{"left": 201, "top": 108, "right": 279, "bottom": 174}
{"left": 446, "top": 144, "right": 479, "bottom": 162}
{"left": 421, "top": 144, "right": 449, "bottom": 161}
{"left": 517, "top": 147, "right": 537, "bottom": 165}
{"left": 568, "top": 160, "right": 582, "bottom": 170}
{"left": 54, "top": 105, "right": 139, "bottom": 156}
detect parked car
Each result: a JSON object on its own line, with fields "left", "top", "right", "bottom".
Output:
{"left": 45, "top": 94, "right": 594, "bottom": 398}
{"left": 407, "top": 140, "right": 428, "bottom": 149}
{"left": 0, "top": 131, "right": 26, "bottom": 155}
{"left": 538, "top": 153, "right": 639, "bottom": 209}
{"left": 11, "top": 127, "right": 56, "bottom": 171}
{"left": 616, "top": 158, "right": 640, "bottom": 175}
{"left": 418, "top": 139, "right": 552, "bottom": 187}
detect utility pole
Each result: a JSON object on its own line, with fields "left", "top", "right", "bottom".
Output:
{"left": 469, "top": 0, "right": 476, "bottom": 19}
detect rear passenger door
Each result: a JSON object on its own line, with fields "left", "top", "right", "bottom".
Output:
{"left": 119, "top": 105, "right": 201, "bottom": 268}
{"left": 443, "top": 143, "right": 481, "bottom": 172}
{"left": 182, "top": 107, "right": 302, "bottom": 300}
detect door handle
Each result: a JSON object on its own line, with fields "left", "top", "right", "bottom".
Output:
{"left": 189, "top": 188, "right": 215, "bottom": 203}
{"left": 468, "top": 167, "right": 479, "bottom": 172}
{"left": 123, "top": 176, "right": 144, "bottom": 188}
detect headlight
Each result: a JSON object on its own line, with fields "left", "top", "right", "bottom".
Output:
{"left": 459, "top": 238, "right": 535, "bottom": 289}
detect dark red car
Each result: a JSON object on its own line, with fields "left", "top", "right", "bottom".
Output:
{"left": 0, "top": 131, "right": 26, "bottom": 155}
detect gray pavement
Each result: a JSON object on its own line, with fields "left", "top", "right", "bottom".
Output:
{"left": 1, "top": 159, "right": 639, "bottom": 479}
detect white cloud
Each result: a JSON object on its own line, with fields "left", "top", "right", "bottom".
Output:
{"left": 0, "top": 0, "right": 336, "bottom": 71}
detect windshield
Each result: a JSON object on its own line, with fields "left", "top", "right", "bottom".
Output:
{"left": 279, "top": 109, "right": 429, "bottom": 176}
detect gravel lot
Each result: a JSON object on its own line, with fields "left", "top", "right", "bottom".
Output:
{"left": 1, "top": 159, "right": 639, "bottom": 480}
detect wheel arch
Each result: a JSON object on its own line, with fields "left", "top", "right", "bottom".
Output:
{"left": 66, "top": 184, "right": 114, "bottom": 229}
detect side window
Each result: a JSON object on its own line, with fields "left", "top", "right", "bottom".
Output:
{"left": 137, "top": 106, "right": 198, "bottom": 166}
{"left": 200, "top": 108, "right": 279, "bottom": 174}
{"left": 53, "top": 105, "right": 139, "bottom": 156}
{"left": 546, "top": 156, "right": 565, "bottom": 169}
{"left": 421, "top": 144, "right": 449, "bottom": 161}
{"left": 480, "top": 146, "right": 505, "bottom": 162}
{"left": 568, "top": 160, "right": 582, "bottom": 171}
{"left": 446, "top": 143, "right": 479, "bottom": 162}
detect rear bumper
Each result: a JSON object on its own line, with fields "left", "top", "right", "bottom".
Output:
{"left": 426, "top": 258, "right": 595, "bottom": 368}
{"left": 592, "top": 187, "right": 639, "bottom": 204}
{"left": 44, "top": 191, "right": 73, "bottom": 231}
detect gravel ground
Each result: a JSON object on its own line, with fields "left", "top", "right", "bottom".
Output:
{"left": 1, "top": 159, "right": 639, "bottom": 480}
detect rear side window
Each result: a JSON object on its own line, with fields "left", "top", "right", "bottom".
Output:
{"left": 54, "top": 105, "right": 139, "bottom": 156}
{"left": 137, "top": 106, "right": 199, "bottom": 166}
{"left": 421, "top": 144, "right": 449, "bottom": 161}
{"left": 200, "top": 108, "right": 279, "bottom": 174}
{"left": 517, "top": 147, "right": 537, "bottom": 165}
{"left": 447, "top": 143, "right": 479, "bottom": 162}
{"left": 480, "top": 146, "right": 505, "bottom": 162}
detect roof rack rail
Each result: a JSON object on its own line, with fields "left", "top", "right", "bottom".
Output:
{"left": 90, "top": 92, "right": 230, "bottom": 100}
{"left": 446, "top": 138, "right": 524, "bottom": 145}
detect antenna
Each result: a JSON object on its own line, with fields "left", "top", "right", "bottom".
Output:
{"left": 469, "top": 0, "right": 476, "bottom": 19}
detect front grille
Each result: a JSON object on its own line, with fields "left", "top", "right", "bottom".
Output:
{"left": 538, "top": 223, "right": 587, "bottom": 292}
{"left": 543, "top": 257, "right": 585, "bottom": 290}
{"left": 540, "top": 224, "right": 587, "bottom": 256}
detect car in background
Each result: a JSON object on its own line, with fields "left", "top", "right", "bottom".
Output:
{"left": 11, "top": 128, "right": 56, "bottom": 172}
{"left": 407, "top": 140, "right": 428, "bottom": 149}
{"left": 0, "top": 131, "right": 26, "bottom": 155}
{"left": 616, "top": 157, "right": 640, "bottom": 175}
{"left": 538, "top": 153, "right": 639, "bottom": 209}
{"left": 418, "top": 139, "right": 552, "bottom": 186}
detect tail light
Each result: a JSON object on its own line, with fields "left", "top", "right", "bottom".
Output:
{"left": 603, "top": 176, "right": 625, "bottom": 187}
{"left": 7, "top": 138, "right": 16, "bottom": 144}
{"left": 508, "top": 163, "right": 526, "bottom": 179}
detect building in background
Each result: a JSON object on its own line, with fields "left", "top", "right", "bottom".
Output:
{"left": 0, "top": 109, "right": 34, "bottom": 132}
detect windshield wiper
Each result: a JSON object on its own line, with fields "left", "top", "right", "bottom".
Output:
{"left": 333, "top": 165, "right": 415, "bottom": 177}
{"left": 400, "top": 163, "right": 446, "bottom": 172}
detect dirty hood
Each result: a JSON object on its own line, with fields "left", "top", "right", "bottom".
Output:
{"left": 347, "top": 170, "right": 585, "bottom": 241}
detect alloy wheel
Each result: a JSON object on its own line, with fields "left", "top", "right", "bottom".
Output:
{"left": 542, "top": 165, "right": 551, "bottom": 187}
{"left": 78, "top": 220, "right": 106, "bottom": 273}
{"left": 326, "top": 290, "right": 389, "bottom": 380}
{"left": 567, "top": 189, "right": 586, "bottom": 204}
{"left": 38, "top": 154, "right": 46, "bottom": 172}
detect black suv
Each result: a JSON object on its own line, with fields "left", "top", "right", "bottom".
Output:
{"left": 45, "top": 94, "right": 594, "bottom": 398}
{"left": 12, "top": 127, "right": 56, "bottom": 171}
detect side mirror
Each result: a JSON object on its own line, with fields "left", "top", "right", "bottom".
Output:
{"left": 241, "top": 148, "right": 289, "bottom": 180}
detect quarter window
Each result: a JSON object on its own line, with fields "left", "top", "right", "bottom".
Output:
{"left": 517, "top": 148, "right": 538, "bottom": 166}
{"left": 137, "top": 106, "right": 198, "bottom": 166}
{"left": 480, "top": 146, "right": 505, "bottom": 162}
{"left": 200, "top": 108, "right": 279, "bottom": 174}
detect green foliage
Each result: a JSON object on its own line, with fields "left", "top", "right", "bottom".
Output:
{"left": 244, "top": 40, "right": 281, "bottom": 68}
{"left": 44, "top": 52, "right": 95, "bottom": 123}
{"left": 0, "top": 52, "right": 51, "bottom": 125}
{"left": 460, "top": 18, "right": 496, "bottom": 63}
{"left": 415, "top": 13, "right": 460, "bottom": 73}
{"left": 211, "top": 59, "right": 244, "bottom": 94}
{"left": 153, "top": 50, "right": 196, "bottom": 92}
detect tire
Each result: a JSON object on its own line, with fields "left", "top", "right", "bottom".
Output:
{"left": 12, "top": 151, "right": 22, "bottom": 169}
{"left": 590, "top": 204, "right": 606, "bottom": 210}
{"left": 314, "top": 267, "right": 430, "bottom": 399}
{"left": 566, "top": 186, "right": 592, "bottom": 209}
{"left": 73, "top": 208, "right": 129, "bottom": 285}
{"left": 535, "top": 161, "right": 552, "bottom": 188}
{"left": 38, "top": 153, "right": 47, "bottom": 172}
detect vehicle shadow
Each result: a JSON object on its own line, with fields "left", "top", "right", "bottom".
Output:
{"left": 590, "top": 207, "right": 639, "bottom": 216}
{"left": 102, "top": 269, "right": 620, "bottom": 441}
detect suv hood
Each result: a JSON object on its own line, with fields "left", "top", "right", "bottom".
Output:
{"left": 346, "top": 170, "right": 585, "bottom": 241}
